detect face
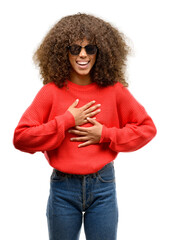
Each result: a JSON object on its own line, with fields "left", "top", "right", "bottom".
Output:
{"left": 68, "top": 39, "right": 97, "bottom": 81}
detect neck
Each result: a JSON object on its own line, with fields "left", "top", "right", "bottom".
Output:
{"left": 69, "top": 71, "right": 92, "bottom": 86}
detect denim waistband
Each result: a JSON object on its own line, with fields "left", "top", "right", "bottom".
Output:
{"left": 53, "top": 162, "right": 113, "bottom": 178}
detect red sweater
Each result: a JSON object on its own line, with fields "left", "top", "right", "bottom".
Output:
{"left": 13, "top": 80, "right": 156, "bottom": 174}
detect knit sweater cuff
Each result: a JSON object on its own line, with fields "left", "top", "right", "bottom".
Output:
{"left": 100, "top": 125, "right": 114, "bottom": 143}
{"left": 55, "top": 110, "right": 75, "bottom": 130}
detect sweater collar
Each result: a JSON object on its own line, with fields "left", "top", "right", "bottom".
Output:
{"left": 66, "top": 80, "right": 97, "bottom": 91}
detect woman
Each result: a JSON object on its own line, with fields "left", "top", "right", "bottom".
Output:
{"left": 13, "top": 13, "right": 157, "bottom": 240}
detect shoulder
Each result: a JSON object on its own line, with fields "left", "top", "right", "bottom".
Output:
{"left": 31, "top": 82, "right": 60, "bottom": 106}
{"left": 40, "top": 82, "right": 58, "bottom": 92}
{"left": 105, "top": 82, "right": 127, "bottom": 90}
{"left": 98, "top": 82, "right": 129, "bottom": 98}
{"left": 105, "top": 82, "right": 129, "bottom": 95}
{"left": 36, "top": 82, "right": 59, "bottom": 97}
{"left": 108, "top": 82, "right": 134, "bottom": 103}
{"left": 113, "top": 82, "right": 128, "bottom": 91}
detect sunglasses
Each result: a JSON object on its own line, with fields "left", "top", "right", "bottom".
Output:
{"left": 68, "top": 44, "right": 98, "bottom": 55}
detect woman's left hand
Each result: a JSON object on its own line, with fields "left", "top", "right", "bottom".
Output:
{"left": 68, "top": 117, "right": 103, "bottom": 147}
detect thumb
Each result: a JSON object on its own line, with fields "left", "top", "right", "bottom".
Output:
{"left": 71, "top": 99, "right": 79, "bottom": 108}
{"left": 87, "top": 117, "right": 98, "bottom": 125}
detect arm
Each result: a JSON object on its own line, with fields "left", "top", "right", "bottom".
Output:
{"left": 13, "top": 84, "right": 101, "bottom": 153}
{"left": 13, "top": 84, "right": 75, "bottom": 153}
{"left": 100, "top": 84, "right": 157, "bottom": 152}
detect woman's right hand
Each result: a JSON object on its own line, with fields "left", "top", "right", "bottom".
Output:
{"left": 67, "top": 99, "right": 101, "bottom": 126}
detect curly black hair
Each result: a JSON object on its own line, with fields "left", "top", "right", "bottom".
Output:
{"left": 33, "top": 13, "right": 131, "bottom": 87}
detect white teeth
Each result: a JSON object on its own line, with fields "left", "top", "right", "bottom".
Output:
{"left": 77, "top": 62, "right": 89, "bottom": 65}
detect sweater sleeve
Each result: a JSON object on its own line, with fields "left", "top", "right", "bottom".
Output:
{"left": 13, "top": 84, "right": 75, "bottom": 153}
{"left": 99, "top": 83, "right": 157, "bottom": 152}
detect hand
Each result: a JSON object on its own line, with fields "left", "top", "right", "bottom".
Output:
{"left": 67, "top": 99, "right": 101, "bottom": 126}
{"left": 68, "top": 117, "right": 103, "bottom": 147}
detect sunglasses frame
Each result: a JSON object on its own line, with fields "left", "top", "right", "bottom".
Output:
{"left": 68, "top": 44, "right": 98, "bottom": 56}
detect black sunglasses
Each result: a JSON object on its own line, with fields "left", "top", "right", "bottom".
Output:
{"left": 68, "top": 44, "right": 98, "bottom": 55}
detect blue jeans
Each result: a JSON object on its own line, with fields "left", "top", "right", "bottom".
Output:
{"left": 46, "top": 162, "right": 118, "bottom": 240}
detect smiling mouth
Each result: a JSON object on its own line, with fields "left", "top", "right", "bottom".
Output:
{"left": 76, "top": 61, "right": 90, "bottom": 67}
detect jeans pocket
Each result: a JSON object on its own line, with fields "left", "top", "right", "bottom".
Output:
{"left": 97, "top": 163, "right": 115, "bottom": 183}
{"left": 50, "top": 169, "right": 67, "bottom": 182}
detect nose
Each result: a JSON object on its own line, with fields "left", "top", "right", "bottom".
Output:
{"left": 79, "top": 47, "right": 87, "bottom": 58}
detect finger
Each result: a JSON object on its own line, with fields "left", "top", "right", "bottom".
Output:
{"left": 86, "top": 109, "right": 101, "bottom": 118}
{"left": 71, "top": 99, "right": 79, "bottom": 108}
{"left": 86, "top": 117, "right": 98, "bottom": 125}
{"left": 79, "top": 119, "right": 88, "bottom": 125}
{"left": 81, "top": 100, "right": 96, "bottom": 111}
{"left": 75, "top": 126, "right": 90, "bottom": 131}
{"left": 70, "top": 136, "right": 89, "bottom": 142}
{"left": 78, "top": 141, "right": 92, "bottom": 148}
{"left": 68, "top": 129, "right": 87, "bottom": 136}
{"left": 75, "top": 119, "right": 88, "bottom": 126}
{"left": 84, "top": 104, "right": 101, "bottom": 114}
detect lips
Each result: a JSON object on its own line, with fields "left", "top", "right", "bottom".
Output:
{"left": 76, "top": 61, "right": 90, "bottom": 66}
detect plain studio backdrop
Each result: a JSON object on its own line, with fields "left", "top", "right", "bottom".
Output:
{"left": 0, "top": 0, "right": 169, "bottom": 239}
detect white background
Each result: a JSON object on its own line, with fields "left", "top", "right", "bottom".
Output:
{"left": 0, "top": 0, "right": 169, "bottom": 239}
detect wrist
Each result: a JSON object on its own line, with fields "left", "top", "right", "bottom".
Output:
{"left": 99, "top": 125, "right": 112, "bottom": 143}
{"left": 55, "top": 111, "right": 75, "bottom": 130}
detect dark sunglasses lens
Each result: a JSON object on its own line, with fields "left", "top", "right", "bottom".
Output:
{"left": 85, "top": 45, "right": 97, "bottom": 55}
{"left": 69, "top": 45, "right": 81, "bottom": 55}
{"left": 69, "top": 44, "right": 97, "bottom": 55}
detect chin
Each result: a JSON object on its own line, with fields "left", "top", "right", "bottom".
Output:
{"left": 77, "top": 68, "right": 91, "bottom": 75}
